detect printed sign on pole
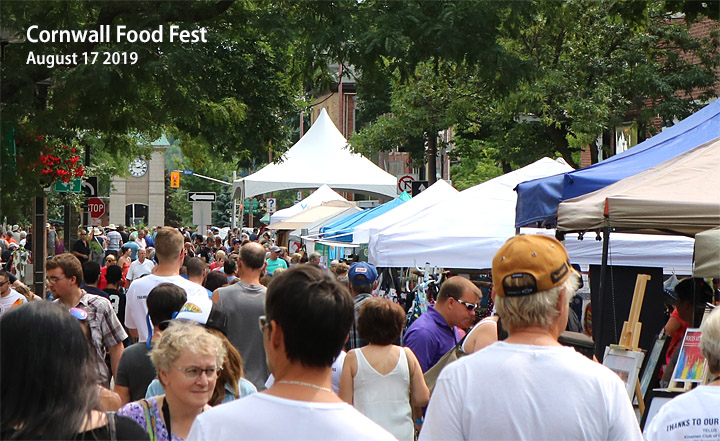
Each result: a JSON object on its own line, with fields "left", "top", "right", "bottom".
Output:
{"left": 266, "top": 197, "right": 277, "bottom": 213}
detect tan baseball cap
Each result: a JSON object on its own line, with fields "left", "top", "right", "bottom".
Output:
{"left": 492, "top": 235, "right": 577, "bottom": 297}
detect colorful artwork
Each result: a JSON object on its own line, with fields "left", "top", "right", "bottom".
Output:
{"left": 671, "top": 329, "right": 707, "bottom": 383}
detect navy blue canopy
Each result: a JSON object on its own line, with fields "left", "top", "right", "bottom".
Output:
{"left": 515, "top": 99, "right": 720, "bottom": 227}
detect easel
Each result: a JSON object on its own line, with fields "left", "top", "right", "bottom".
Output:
{"left": 612, "top": 274, "right": 651, "bottom": 414}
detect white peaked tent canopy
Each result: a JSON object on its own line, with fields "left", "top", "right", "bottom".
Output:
{"left": 231, "top": 109, "right": 398, "bottom": 200}
{"left": 369, "top": 157, "right": 574, "bottom": 269}
{"left": 353, "top": 180, "right": 459, "bottom": 244}
{"left": 270, "top": 184, "right": 348, "bottom": 223}
{"left": 557, "top": 136, "right": 720, "bottom": 236}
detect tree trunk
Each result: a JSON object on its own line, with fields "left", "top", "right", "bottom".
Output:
{"left": 427, "top": 134, "right": 437, "bottom": 185}
{"left": 545, "top": 125, "right": 578, "bottom": 169}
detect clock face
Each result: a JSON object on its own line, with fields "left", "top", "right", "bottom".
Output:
{"left": 128, "top": 158, "right": 148, "bottom": 178}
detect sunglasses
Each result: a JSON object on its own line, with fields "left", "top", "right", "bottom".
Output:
{"left": 258, "top": 315, "right": 269, "bottom": 333}
{"left": 456, "top": 298, "right": 479, "bottom": 312}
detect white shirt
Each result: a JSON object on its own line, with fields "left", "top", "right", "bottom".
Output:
{"left": 0, "top": 288, "right": 27, "bottom": 317}
{"left": 126, "top": 259, "right": 155, "bottom": 281}
{"left": 420, "top": 341, "right": 643, "bottom": 441}
{"left": 188, "top": 393, "right": 396, "bottom": 441}
{"left": 124, "top": 274, "right": 209, "bottom": 342}
{"left": 644, "top": 385, "right": 720, "bottom": 441}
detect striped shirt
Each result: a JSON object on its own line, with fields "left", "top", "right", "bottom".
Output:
{"left": 56, "top": 291, "right": 127, "bottom": 385}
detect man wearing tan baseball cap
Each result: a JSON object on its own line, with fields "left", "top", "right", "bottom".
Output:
{"left": 421, "top": 235, "right": 642, "bottom": 441}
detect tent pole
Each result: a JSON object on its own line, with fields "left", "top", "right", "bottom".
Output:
{"left": 595, "top": 222, "right": 610, "bottom": 361}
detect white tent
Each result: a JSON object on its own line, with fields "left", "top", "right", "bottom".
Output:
{"left": 369, "top": 157, "right": 574, "bottom": 269}
{"left": 231, "top": 109, "right": 398, "bottom": 200}
{"left": 353, "top": 180, "right": 458, "bottom": 244}
{"left": 270, "top": 185, "right": 348, "bottom": 223}
{"left": 524, "top": 228, "right": 694, "bottom": 273}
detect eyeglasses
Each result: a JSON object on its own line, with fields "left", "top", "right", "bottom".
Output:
{"left": 456, "top": 298, "right": 479, "bottom": 312}
{"left": 174, "top": 365, "right": 222, "bottom": 381}
{"left": 70, "top": 308, "right": 88, "bottom": 320}
{"left": 106, "top": 258, "right": 116, "bottom": 263}
{"left": 46, "top": 276, "right": 66, "bottom": 284}
{"left": 258, "top": 315, "right": 269, "bottom": 333}
{"left": 0, "top": 280, "right": 9, "bottom": 287}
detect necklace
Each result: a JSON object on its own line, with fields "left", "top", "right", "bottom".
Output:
{"left": 276, "top": 380, "right": 332, "bottom": 393}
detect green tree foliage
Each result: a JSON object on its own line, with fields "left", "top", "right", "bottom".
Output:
{"left": 351, "top": 0, "right": 719, "bottom": 190}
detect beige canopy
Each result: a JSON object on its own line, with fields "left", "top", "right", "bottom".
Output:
{"left": 267, "top": 200, "right": 359, "bottom": 231}
{"left": 557, "top": 136, "right": 720, "bottom": 236}
{"left": 694, "top": 227, "right": 720, "bottom": 278}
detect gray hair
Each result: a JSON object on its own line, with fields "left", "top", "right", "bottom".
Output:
{"left": 700, "top": 307, "right": 720, "bottom": 375}
{"left": 495, "top": 273, "right": 580, "bottom": 330}
{"left": 150, "top": 321, "right": 226, "bottom": 385}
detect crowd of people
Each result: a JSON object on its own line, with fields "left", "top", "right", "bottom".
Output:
{"left": 1, "top": 226, "right": 719, "bottom": 440}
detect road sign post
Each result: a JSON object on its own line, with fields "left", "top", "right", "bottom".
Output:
{"left": 54, "top": 178, "right": 82, "bottom": 193}
{"left": 266, "top": 197, "right": 277, "bottom": 213}
{"left": 187, "top": 192, "right": 216, "bottom": 202}
{"left": 398, "top": 174, "right": 417, "bottom": 193}
{"left": 88, "top": 197, "right": 105, "bottom": 218}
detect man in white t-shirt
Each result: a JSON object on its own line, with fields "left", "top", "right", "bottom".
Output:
{"left": 125, "top": 248, "right": 154, "bottom": 287}
{"left": 0, "top": 270, "right": 27, "bottom": 317}
{"left": 644, "top": 306, "right": 720, "bottom": 441}
{"left": 125, "top": 228, "right": 207, "bottom": 342}
{"left": 188, "top": 265, "right": 395, "bottom": 441}
{"left": 420, "top": 235, "right": 642, "bottom": 441}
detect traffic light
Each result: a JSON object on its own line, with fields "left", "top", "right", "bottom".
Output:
{"left": 170, "top": 171, "right": 180, "bottom": 188}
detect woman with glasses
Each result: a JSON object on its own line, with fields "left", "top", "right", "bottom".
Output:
{"left": 98, "top": 254, "right": 117, "bottom": 290}
{"left": 0, "top": 301, "right": 149, "bottom": 440}
{"left": 118, "top": 321, "right": 226, "bottom": 441}
{"left": 339, "top": 297, "right": 430, "bottom": 441}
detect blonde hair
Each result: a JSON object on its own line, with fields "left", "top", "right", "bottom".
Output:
{"left": 700, "top": 307, "right": 720, "bottom": 374}
{"left": 150, "top": 321, "right": 226, "bottom": 385}
{"left": 495, "top": 274, "right": 580, "bottom": 330}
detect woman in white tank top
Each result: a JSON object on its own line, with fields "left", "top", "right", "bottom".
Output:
{"left": 339, "top": 298, "right": 430, "bottom": 441}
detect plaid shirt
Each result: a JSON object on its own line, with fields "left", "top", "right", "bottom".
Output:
{"left": 56, "top": 290, "right": 127, "bottom": 385}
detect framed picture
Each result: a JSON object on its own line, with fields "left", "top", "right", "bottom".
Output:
{"left": 670, "top": 328, "right": 708, "bottom": 383}
{"left": 603, "top": 347, "right": 645, "bottom": 399}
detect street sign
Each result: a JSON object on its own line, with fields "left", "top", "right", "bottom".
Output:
{"left": 182, "top": 169, "right": 194, "bottom": 175}
{"left": 54, "top": 178, "right": 82, "bottom": 193}
{"left": 411, "top": 180, "right": 429, "bottom": 197}
{"left": 82, "top": 177, "right": 98, "bottom": 197}
{"left": 398, "top": 174, "right": 417, "bottom": 193}
{"left": 266, "top": 197, "right": 277, "bottom": 213}
{"left": 170, "top": 171, "right": 180, "bottom": 188}
{"left": 187, "top": 192, "right": 216, "bottom": 202}
{"left": 88, "top": 197, "right": 105, "bottom": 218}
{"left": 243, "top": 198, "right": 260, "bottom": 213}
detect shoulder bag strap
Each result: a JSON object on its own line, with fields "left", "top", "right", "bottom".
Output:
{"left": 139, "top": 399, "right": 158, "bottom": 441}
{"left": 106, "top": 411, "right": 117, "bottom": 441}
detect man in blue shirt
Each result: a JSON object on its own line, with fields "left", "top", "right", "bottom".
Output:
{"left": 403, "top": 277, "right": 481, "bottom": 372}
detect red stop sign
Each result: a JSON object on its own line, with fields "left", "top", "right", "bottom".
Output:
{"left": 88, "top": 197, "right": 105, "bottom": 218}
